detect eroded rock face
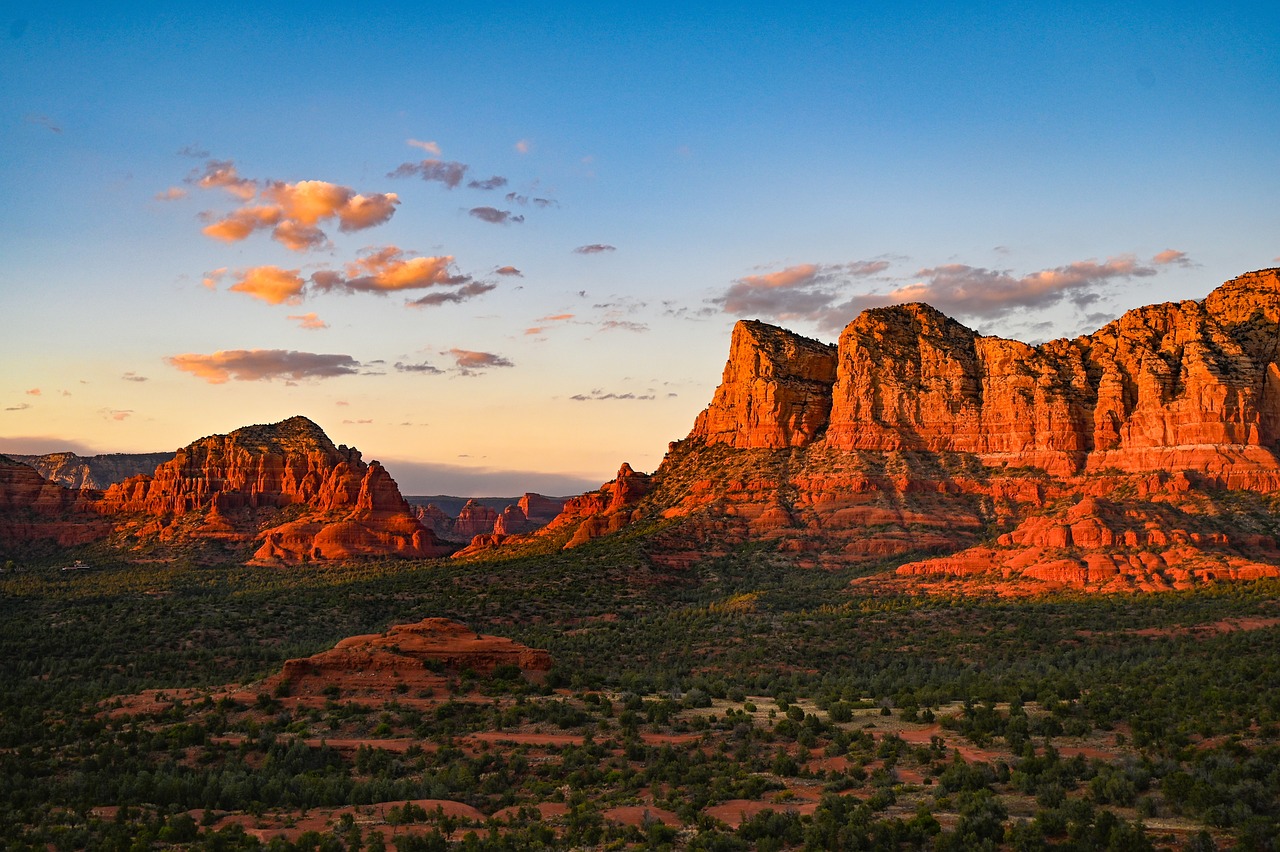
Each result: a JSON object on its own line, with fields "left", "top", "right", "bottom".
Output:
{"left": 466, "top": 268, "right": 1280, "bottom": 592}
{"left": 0, "top": 456, "right": 110, "bottom": 548}
{"left": 95, "top": 416, "right": 450, "bottom": 563}
{"left": 452, "top": 499, "right": 501, "bottom": 539}
{"left": 894, "top": 495, "right": 1280, "bottom": 594}
{"left": 262, "top": 618, "right": 552, "bottom": 703}
{"left": 690, "top": 320, "right": 837, "bottom": 449}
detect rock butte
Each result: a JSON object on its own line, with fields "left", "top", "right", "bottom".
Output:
{"left": 261, "top": 618, "right": 552, "bottom": 704}
{"left": 476, "top": 268, "right": 1280, "bottom": 592}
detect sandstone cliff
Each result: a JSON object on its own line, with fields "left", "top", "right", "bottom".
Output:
{"left": 0, "top": 456, "right": 110, "bottom": 549}
{"left": 469, "top": 268, "right": 1280, "bottom": 592}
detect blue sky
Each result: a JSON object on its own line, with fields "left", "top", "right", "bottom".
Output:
{"left": 2, "top": 3, "right": 1278, "bottom": 494}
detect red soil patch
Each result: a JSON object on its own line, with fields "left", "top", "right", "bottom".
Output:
{"left": 806, "top": 754, "right": 852, "bottom": 773}
{"left": 491, "top": 802, "right": 569, "bottom": 821}
{"left": 204, "top": 798, "right": 486, "bottom": 844}
{"left": 705, "top": 799, "right": 819, "bottom": 828}
{"left": 602, "top": 805, "right": 682, "bottom": 827}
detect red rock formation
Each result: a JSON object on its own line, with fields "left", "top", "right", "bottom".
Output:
{"left": 96, "top": 416, "right": 451, "bottom": 563}
{"left": 0, "top": 456, "right": 110, "bottom": 548}
{"left": 467, "top": 268, "right": 1280, "bottom": 591}
{"left": 452, "top": 499, "right": 500, "bottom": 539}
{"left": 261, "top": 618, "right": 551, "bottom": 703}
{"left": 413, "top": 503, "right": 456, "bottom": 539}
{"left": 690, "top": 320, "right": 837, "bottom": 448}
{"left": 894, "top": 495, "right": 1280, "bottom": 594}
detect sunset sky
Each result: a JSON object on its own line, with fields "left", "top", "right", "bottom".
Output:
{"left": 2, "top": 4, "right": 1278, "bottom": 495}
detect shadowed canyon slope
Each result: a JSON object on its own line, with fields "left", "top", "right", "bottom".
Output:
{"left": 477, "top": 268, "right": 1280, "bottom": 593}
{"left": 9, "top": 451, "right": 176, "bottom": 490}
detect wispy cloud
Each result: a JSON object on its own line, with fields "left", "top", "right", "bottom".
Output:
{"left": 1152, "top": 249, "right": 1194, "bottom": 267}
{"left": 24, "top": 114, "right": 61, "bottom": 133}
{"left": 407, "top": 139, "right": 441, "bottom": 155}
{"left": 178, "top": 145, "right": 210, "bottom": 159}
{"left": 494, "top": 265, "right": 523, "bottom": 277}
{"left": 505, "top": 191, "right": 556, "bottom": 208}
{"left": 524, "top": 313, "right": 576, "bottom": 335}
{"left": 394, "top": 361, "right": 444, "bottom": 374}
{"left": 447, "top": 349, "right": 513, "bottom": 375}
{"left": 288, "top": 312, "right": 328, "bottom": 330}
{"left": 406, "top": 281, "right": 497, "bottom": 307}
{"left": 599, "top": 320, "right": 649, "bottom": 333}
{"left": 387, "top": 158, "right": 469, "bottom": 188}
{"left": 25, "top": 388, "right": 40, "bottom": 396}
{"left": 716, "top": 254, "right": 1176, "bottom": 335}
{"left": 5, "top": 403, "right": 31, "bottom": 411}
{"left": 570, "top": 389, "right": 657, "bottom": 401}
{"left": 574, "top": 243, "right": 616, "bottom": 254}
{"left": 154, "top": 186, "right": 187, "bottom": 201}
{"left": 102, "top": 409, "right": 133, "bottom": 421}
{"left": 121, "top": 372, "right": 148, "bottom": 382}
{"left": 468, "top": 176, "right": 508, "bottom": 190}
{"left": 469, "top": 206, "right": 524, "bottom": 225}
{"left": 167, "top": 349, "right": 362, "bottom": 383}
{"left": 515, "top": 139, "right": 531, "bottom": 154}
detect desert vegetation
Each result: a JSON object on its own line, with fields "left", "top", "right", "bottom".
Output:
{"left": 2, "top": 532, "right": 1278, "bottom": 849}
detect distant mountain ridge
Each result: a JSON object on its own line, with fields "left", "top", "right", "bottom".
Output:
{"left": 10, "top": 452, "right": 175, "bottom": 490}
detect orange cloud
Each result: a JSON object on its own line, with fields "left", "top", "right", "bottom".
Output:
{"left": 25, "top": 388, "right": 40, "bottom": 396}
{"left": 495, "top": 266, "right": 523, "bottom": 276}
{"left": 202, "top": 205, "right": 282, "bottom": 242}
{"left": 192, "top": 161, "right": 398, "bottom": 250}
{"left": 191, "top": 159, "right": 257, "bottom": 199}
{"left": 309, "top": 247, "right": 476, "bottom": 298}
{"left": 447, "top": 349, "right": 514, "bottom": 374}
{"left": 288, "top": 312, "right": 328, "bottom": 330}
{"left": 167, "top": 349, "right": 362, "bottom": 383}
{"left": 1152, "top": 249, "right": 1193, "bottom": 267}
{"left": 202, "top": 267, "right": 228, "bottom": 290}
{"left": 228, "top": 266, "right": 307, "bottom": 305}
{"left": 155, "top": 186, "right": 187, "bottom": 201}
{"left": 515, "top": 139, "right": 531, "bottom": 154}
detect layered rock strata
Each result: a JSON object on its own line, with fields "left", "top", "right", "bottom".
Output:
{"left": 98, "top": 416, "right": 451, "bottom": 562}
{"left": 471, "top": 269, "right": 1280, "bottom": 591}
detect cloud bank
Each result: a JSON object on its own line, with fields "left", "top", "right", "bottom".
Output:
{"left": 715, "top": 253, "right": 1186, "bottom": 334}
{"left": 167, "top": 349, "right": 362, "bottom": 383}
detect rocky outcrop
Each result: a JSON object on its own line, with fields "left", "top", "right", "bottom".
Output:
{"left": 0, "top": 456, "right": 110, "bottom": 549}
{"left": 9, "top": 452, "right": 174, "bottom": 490}
{"left": 262, "top": 618, "right": 552, "bottom": 703}
{"left": 690, "top": 320, "right": 837, "bottom": 448}
{"left": 452, "top": 499, "right": 500, "bottom": 539}
{"left": 464, "top": 268, "right": 1280, "bottom": 591}
{"left": 894, "top": 495, "right": 1280, "bottom": 594}
{"left": 95, "top": 416, "right": 451, "bottom": 563}
{"left": 454, "top": 465, "right": 650, "bottom": 557}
